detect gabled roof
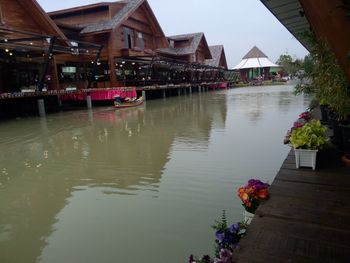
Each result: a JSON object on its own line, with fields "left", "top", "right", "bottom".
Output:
{"left": 13, "top": 0, "right": 67, "bottom": 39}
{"left": 48, "top": 2, "right": 112, "bottom": 16}
{"left": 242, "top": 46, "right": 267, "bottom": 59}
{"left": 157, "top": 32, "right": 211, "bottom": 58}
{"left": 205, "top": 45, "right": 228, "bottom": 69}
{"left": 233, "top": 46, "right": 279, "bottom": 70}
{"left": 81, "top": 0, "right": 144, "bottom": 34}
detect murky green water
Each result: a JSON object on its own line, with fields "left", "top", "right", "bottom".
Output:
{"left": 0, "top": 85, "right": 309, "bottom": 263}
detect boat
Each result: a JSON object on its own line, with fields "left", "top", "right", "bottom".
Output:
{"left": 114, "top": 97, "right": 144, "bottom": 109}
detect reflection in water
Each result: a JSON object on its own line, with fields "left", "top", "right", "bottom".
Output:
{"left": 0, "top": 86, "right": 308, "bottom": 263}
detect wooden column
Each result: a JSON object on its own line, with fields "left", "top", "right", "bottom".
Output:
{"left": 50, "top": 56, "right": 59, "bottom": 90}
{"left": 108, "top": 31, "right": 118, "bottom": 87}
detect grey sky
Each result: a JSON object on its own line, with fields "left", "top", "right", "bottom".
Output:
{"left": 37, "top": 0, "right": 309, "bottom": 68}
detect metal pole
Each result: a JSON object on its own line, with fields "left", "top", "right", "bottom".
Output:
{"left": 163, "top": 89, "right": 166, "bottom": 98}
{"left": 88, "top": 46, "right": 102, "bottom": 89}
{"left": 142, "top": 90, "right": 146, "bottom": 101}
{"left": 38, "top": 36, "right": 56, "bottom": 92}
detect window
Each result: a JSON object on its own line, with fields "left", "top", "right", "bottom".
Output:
{"left": 136, "top": 32, "right": 144, "bottom": 50}
{"left": 123, "top": 27, "right": 133, "bottom": 49}
{"left": 169, "top": 40, "right": 174, "bottom": 48}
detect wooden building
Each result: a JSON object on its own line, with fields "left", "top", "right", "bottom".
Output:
{"left": 49, "top": 0, "right": 169, "bottom": 88}
{"left": 157, "top": 32, "right": 212, "bottom": 64}
{"left": 205, "top": 45, "right": 228, "bottom": 69}
{"left": 0, "top": 0, "right": 68, "bottom": 92}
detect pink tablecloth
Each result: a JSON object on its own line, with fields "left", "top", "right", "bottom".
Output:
{"left": 60, "top": 89, "right": 137, "bottom": 101}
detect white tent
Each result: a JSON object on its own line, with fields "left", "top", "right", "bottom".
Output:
{"left": 233, "top": 46, "right": 279, "bottom": 70}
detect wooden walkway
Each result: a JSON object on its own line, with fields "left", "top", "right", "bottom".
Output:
{"left": 233, "top": 146, "right": 350, "bottom": 262}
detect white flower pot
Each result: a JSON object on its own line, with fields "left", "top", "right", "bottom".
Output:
{"left": 294, "top": 148, "right": 318, "bottom": 170}
{"left": 243, "top": 210, "right": 254, "bottom": 225}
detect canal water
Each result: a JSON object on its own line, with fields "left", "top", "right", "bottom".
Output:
{"left": 0, "top": 85, "right": 309, "bottom": 263}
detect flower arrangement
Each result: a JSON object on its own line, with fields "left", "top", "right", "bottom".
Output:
{"left": 189, "top": 211, "right": 246, "bottom": 263}
{"left": 284, "top": 111, "right": 312, "bottom": 144}
{"left": 237, "top": 179, "right": 270, "bottom": 214}
{"left": 289, "top": 120, "right": 328, "bottom": 150}
{"left": 298, "top": 111, "right": 312, "bottom": 121}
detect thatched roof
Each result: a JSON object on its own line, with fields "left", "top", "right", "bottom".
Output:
{"left": 157, "top": 32, "right": 211, "bottom": 58}
{"left": 233, "top": 46, "right": 279, "bottom": 70}
{"left": 242, "top": 46, "right": 268, "bottom": 59}
{"left": 205, "top": 45, "right": 227, "bottom": 68}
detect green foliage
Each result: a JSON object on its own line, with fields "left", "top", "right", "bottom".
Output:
{"left": 212, "top": 210, "right": 227, "bottom": 232}
{"left": 289, "top": 120, "right": 328, "bottom": 150}
{"left": 297, "top": 32, "right": 350, "bottom": 118}
{"left": 276, "top": 54, "right": 303, "bottom": 76}
{"left": 303, "top": 54, "right": 314, "bottom": 75}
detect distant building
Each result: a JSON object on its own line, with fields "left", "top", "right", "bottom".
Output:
{"left": 205, "top": 45, "right": 228, "bottom": 69}
{"left": 157, "top": 32, "right": 212, "bottom": 64}
{"left": 233, "top": 46, "right": 280, "bottom": 81}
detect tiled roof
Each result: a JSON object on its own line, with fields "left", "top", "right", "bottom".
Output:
{"left": 157, "top": 32, "right": 206, "bottom": 56}
{"left": 242, "top": 46, "right": 268, "bottom": 59}
{"left": 81, "top": 0, "right": 144, "bottom": 34}
{"left": 205, "top": 45, "right": 224, "bottom": 67}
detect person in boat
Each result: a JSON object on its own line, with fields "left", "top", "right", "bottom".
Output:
{"left": 114, "top": 95, "right": 122, "bottom": 104}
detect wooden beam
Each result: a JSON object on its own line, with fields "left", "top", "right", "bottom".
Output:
{"left": 300, "top": 0, "right": 350, "bottom": 82}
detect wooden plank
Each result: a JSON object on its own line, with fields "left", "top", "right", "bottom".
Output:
{"left": 234, "top": 217, "right": 350, "bottom": 262}
{"left": 256, "top": 195, "right": 350, "bottom": 231}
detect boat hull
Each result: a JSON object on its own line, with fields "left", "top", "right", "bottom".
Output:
{"left": 114, "top": 100, "right": 144, "bottom": 109}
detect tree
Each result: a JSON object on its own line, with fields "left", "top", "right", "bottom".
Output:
{"left": 276, "top": 54, "right": 304, "bottom": 77}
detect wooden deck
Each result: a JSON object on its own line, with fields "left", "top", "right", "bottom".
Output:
{"left": 233, "top": 146, "right": 350, "bottom": 262}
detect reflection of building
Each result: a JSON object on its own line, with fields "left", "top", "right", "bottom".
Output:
{"left": 233, "top": 46, "right": 280, "bottom": 82}
{"left": 0, "top": 92, "right": 228, "bottom": 263}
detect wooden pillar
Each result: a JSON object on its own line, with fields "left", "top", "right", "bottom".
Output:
{"left": 86, "top": 94, "right": 92, "bottom": 109}
{"left": 37, "top": 99, "right": 46, "bottom": 117}
{"left": 264, "top": 67, "right": 270, "bottom": 80}
{"left": 108, "top": 31, "right": 118, "bottom": 87}
{"left": 50, "top": 56, "right": 60, "bottom": 90}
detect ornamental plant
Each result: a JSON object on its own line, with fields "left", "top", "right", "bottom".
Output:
{"left": 212, "top": 210, "right": 246, "bottom": 258}
{"left": 237, "top": 179, "right": 270, "bottom": 214}
{"left": 189, "top": 211, "right": 246, "bottom": 263}
{"left": 284, "top": 111, "right": 312, "bottom": 144}
{"left": 289, "top": 120, "right": 328, "bottom": 150}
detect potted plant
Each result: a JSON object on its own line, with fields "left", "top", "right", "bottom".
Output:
{"left": 237, "top": 179, "right": 269, "bottom": 224}
{"left": 289, "top": 120, "right": 328, "bottom": 170}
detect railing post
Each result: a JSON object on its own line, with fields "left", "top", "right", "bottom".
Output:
{"left": 37, "top": 99, "right": 46, "bottom": 117}
{"left": 86, "top": 93, "right": 92, "bottom": 109}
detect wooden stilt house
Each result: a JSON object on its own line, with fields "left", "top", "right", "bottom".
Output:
{"left": 205, "top": 45, "right": 228, "bottom": 70}
{"left": 49, "top": 0, "right": 169, "bottom": 88}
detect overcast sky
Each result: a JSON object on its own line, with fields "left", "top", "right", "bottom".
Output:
{"left": 37, "top": 0, "right": 309, "bottom": 68}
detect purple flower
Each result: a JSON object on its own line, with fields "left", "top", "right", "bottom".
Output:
{"left": 218, "top": 249, "right": 233, "bottom": 263}
{"left": 215, "top": 230, "right": 225, "bottom": 242}
{"left": 229, "top": 223, "right": 240, "bottom": 233}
